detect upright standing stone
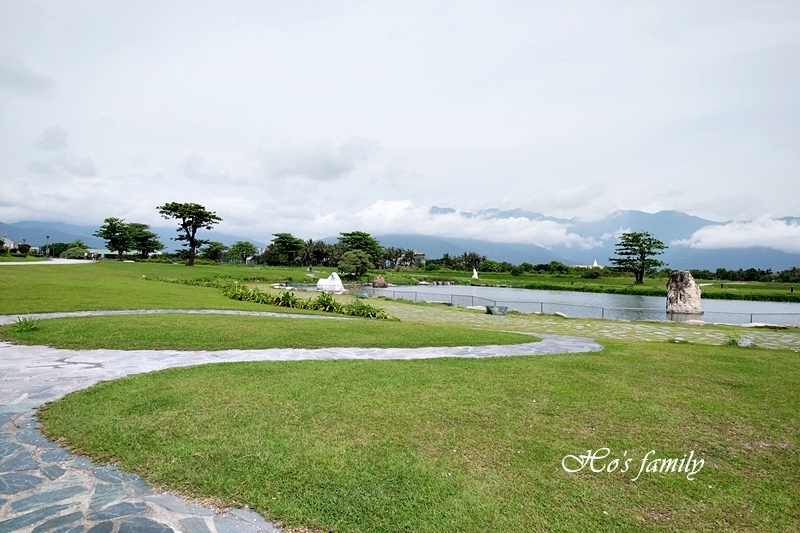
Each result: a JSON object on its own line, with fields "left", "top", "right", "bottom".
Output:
{"left": 666, "top": 270, "right": 703, "bottom": 314}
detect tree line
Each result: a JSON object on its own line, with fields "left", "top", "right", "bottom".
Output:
{"left": 81, "top": 203, "right": 800, "bottom": 283}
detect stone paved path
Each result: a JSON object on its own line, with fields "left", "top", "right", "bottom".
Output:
{"left": 0, "top": 310, "right": 602, "bottom": 533}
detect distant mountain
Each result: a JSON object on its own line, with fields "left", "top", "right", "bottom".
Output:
{"left": 374, "top": 234, "right": 566, "bottom": 265}
{"left": 4, "top": 210, "right": 800, "bottom": 270}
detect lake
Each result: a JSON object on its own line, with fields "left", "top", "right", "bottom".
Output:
{"left": 367, "top": 284, "right": 800, "bottom": 326}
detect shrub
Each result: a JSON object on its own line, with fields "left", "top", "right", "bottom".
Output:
{"left": 343, "top": 300, "right": 390, "bottom": 319}
{"left": 60, "top": 247, "right": 89, "bottom": 259}
{"left": 311, "top": 292, "right": 343, "bottom": 313}
{"left": 274, "top": 290, "right": 300, "bottom": 308}
{"left": 14, "top": 316, "right": 40, "bottom": 332}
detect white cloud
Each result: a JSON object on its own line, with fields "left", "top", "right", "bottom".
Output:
{"left": 0, "top": 57, "right": 55, "bottom": 96}
{"left": 0, "top": 2, "right": 798, "bottom": 234}
{"left": 260, "top": 138, "right": 379, "bottom": 181}
{"left": 34, "top": 126, "right": 68, "bottom": 150}
{"left": 29, "top": 155, "right": 98, "bottom": 177}
{"left": 674, "top": 218, "right": 800, "bottom": 253}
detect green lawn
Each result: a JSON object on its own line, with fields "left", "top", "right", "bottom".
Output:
{"left": 2, "top": 313, "right": 535, "bottom": 350}
{"left": 39, "top": 341, "right": 800, "bottom": 532}
{"left": 2, "top": 261, "right": 798, "bottom": 531}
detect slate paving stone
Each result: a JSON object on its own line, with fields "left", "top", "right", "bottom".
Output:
{"left": 42, "top": 447, "right": 72, "bottom": 462}
{"left": 12, "top": 485, "right": 89, "bottom": 513}
{"left": 42, "top": 465, "right": 67, "bottom": 480}
{"left": 70, "top": 457, "right": 97, "bottom": 470}
{"left": 17, "top": 428, "right": 53, "bottom": 446}
{"left": 0, "top": 450, "right": 41, "bottom": 472}
{"left": 0, "top": 441, "right": 22, "bottom": 459}
{"left": 0, "top": 472, "right": 43, "bottom": 494}
{"left": 214, "top": 516, "right": 261, "bottom": 533}
{"left": 146, "top": 493, "right": 215, "bottom": 516}
{"left": 118, "top": 517, "right": 175, "bottom": 533}
{"left": 87, "top": 501, "right": 148, "bottom": 520}
{"left": 51, "top": 526, "right": 84, "bottom": 533}
{"left": 0, "top": 503, "right": 73, "bottom": 530}
{"left": 89, "top": 483, "right": 126, "bottom": 509}
{"left": 87, "top": 522, "right": 114, "bottom": 533}
{"left": 52, "top": 526, "right": 84, "bottom": 533}
{"left": 31, "top": 510, "right": 83, "bottom": 532}
{"left": 180, "top": 517, "right": 213, "bottom": 533}
{"left": 92, "top": 466, "right": 126, "bottom": 483}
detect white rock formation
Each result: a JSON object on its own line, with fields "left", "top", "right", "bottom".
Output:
{"left": 666, "top": 270, "right": 703, "bottom": 314}
{"left": 317, "top": 272, "right": 345, "bottom": 292}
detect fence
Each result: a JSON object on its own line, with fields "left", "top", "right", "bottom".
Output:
{"left": 362, "top": 288, "right": 800, "bottom": 327}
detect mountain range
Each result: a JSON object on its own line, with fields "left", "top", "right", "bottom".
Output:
{"left": 2, "top": 209, "right": 799, "bottom": 271}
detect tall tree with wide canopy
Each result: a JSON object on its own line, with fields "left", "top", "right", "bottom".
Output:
{"left": 229, "top": 241, "right": 259, "bottom": 264}
{"left": 157, "top": 202, "right": 222, "bottom": 266}
{"left": 608, "top": 231, "right": 667, "bottom": 284}
{"left": 338, "top": 231, "right": 383, "bottom": 268}
{"left": 200, "top": 241, "right": 229, "bottom": 263}
{"left": 127, "top": 222, "right": 165, "bottom": 258}
{"left": 94, "top": 217, "right": 132, "bottom": 259}
{"left": 266, "top": 233, "right": 305, "bottom": 265}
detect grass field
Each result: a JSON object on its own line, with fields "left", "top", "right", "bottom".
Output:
{"left": 39, "top": 341, "right": 799, "bottom": 532}
{"left": 2, "top": 261, "right": 799, "bottom": 532}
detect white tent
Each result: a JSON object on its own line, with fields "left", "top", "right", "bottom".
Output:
{"left": 317, "top": 272, "right": 345, "bottom": 292}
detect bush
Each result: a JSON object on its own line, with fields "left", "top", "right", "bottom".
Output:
{"left": 14, "top": 316, "right": 40, "bottom": 332}
{"left": 60, "top": 247, "right": 89, "bottom": 259}
{"left": 310, "top": 292, "right": 343, "bottom": 313}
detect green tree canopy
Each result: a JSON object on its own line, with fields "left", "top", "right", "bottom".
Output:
{"left": 608, "top": 231, "right": 667, "bottom": 284}
{"left": 338, "top": 249, "right": 372, "bottom": 279}
{"left": 229, "top": 241, "right": 259, "bottom": 263}
{"left": 200, "top": 241, "right": 229, "bottom": 263}
{"left": 127, "top": 222, "right": 165, "bottom": 258}
{"left": 338, "top": 231, "right": 383, "bottom": 268}
{"left": 95, "top": 217, "right": 135, "bottom": 259}
{"left": 266, "top": 233, "right": 305, "bottom": 265}
{"left": 157, "top": 202, "right": 222, "bottom": 266}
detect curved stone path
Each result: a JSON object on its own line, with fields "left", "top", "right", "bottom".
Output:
{"left": 0, "top": 310, "right": 602, "bottom": 533}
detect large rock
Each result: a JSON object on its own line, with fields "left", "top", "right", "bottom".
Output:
{"left": 372, "top": 275, "right": 388, "bottom": 288}
{"left": 666, "top": 270, "right": 703, "bottom": 314}
{"left": 317, "top": 272, "right": 345, "bottom": 292}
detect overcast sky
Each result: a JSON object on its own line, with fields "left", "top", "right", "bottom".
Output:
{"left": 2, "top": 1, "right": 799, "bottom": 252}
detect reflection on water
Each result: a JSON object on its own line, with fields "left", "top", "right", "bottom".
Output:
{"left": 367, "top": 285, "right": 800, "bottom": 326}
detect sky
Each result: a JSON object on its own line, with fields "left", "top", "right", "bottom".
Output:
{"left": 2, "top": 1, "right": 799, "bottom": 253}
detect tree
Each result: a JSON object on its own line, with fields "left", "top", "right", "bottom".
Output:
{"left": 94, "top": 217, "right": 132, "bottom": 259}
{"left": 127, "top": 222, "right": 164, "bottom": 258}
{"left": 201, "top": 241, "right": 229, "bottom": 263}
{"left": 265, "top": 233, "right": 305, "bottom": 265}
{"left": 229, "top": 241, "right": 258, "bottom": 264}
{"left": 608, "top": 231, "right": 667, "bottom": 284}
{"left": 157, "top": 202, "right": 222, "bottom": 266}
{"left": 338, "top": 249, "right": 371, "bottom": 279}
{"left": 338, "top": 231, "right": 383, "bottom": 268}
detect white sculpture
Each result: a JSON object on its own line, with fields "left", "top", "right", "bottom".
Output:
{"left": 666, "top": 271, "right": 703, "bottom": 314}
{"left": 472, "top": 268, "right": 479, "bottom": 279}
{"left": 317, "top": 272, "right": 345, "bottom": 292}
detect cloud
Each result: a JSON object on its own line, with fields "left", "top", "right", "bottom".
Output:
{"left": 183, "top": 153, "right": 231, "bottom": 184}
{"left": 0, "top": 57, "right": 55, "bottom": 96}
{"left": 34, "top": 127, "right": 68, "bottom": 151}
{"left": 674, "top": 218, "right": 800, "bottom": 254}
{"left": 307, "top": 200, "right": 601, "bottom": 249}
{"left": 260, "top": 137, "right": 379, "bottom": 181}
{"left": 28, "top": 155, "right": 98, "bottom": 177}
